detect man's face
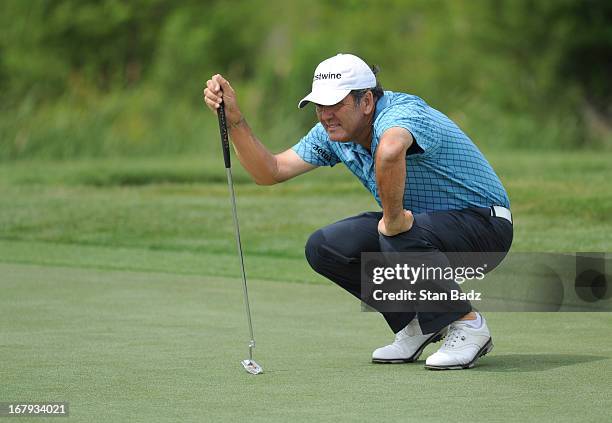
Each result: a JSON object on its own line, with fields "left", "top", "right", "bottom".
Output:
{"left": 315, "top": 94, "right": 372, "bottom": 142}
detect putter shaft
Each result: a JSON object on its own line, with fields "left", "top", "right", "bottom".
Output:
{"left": 217, "top": 102, "right": 261, "bottom": 372}
{"left": 225, "top": 167, "right": 256, "bottom": 361}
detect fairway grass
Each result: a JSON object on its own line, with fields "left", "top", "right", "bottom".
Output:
{"left": 1, "top": 151, "right": 611, "bottom": 421}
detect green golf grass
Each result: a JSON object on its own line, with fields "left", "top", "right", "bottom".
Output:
{"left": 2, "top": 262, "right": 611, "bottom": 422}
{"left": 1, "top": 152, "right": 611, "bottom": 422}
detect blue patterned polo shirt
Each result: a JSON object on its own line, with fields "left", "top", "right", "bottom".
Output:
{"left": 292, "top": 91, "right": 510, "bottom": 213}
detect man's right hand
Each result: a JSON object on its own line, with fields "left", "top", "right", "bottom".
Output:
{"left": 202, "top": 73, "right": 316, "bottom": 185}
{"left": 203, "top": 74, "right": 244, "bottom": 127}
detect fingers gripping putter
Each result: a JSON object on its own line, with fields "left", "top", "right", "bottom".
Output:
{"left": 217, "top": 101, "right": 263, "bottom": 375}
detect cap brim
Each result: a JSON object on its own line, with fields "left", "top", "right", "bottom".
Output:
{"left": 298, "top": 89, "right": 351, "bottom": 109}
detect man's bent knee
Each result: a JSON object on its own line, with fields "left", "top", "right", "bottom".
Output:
{"left": 305, "top": 229, "right": 326, "bottom": 272}
{"left": 305, "top": 229, "right": 359, "bottom": 273}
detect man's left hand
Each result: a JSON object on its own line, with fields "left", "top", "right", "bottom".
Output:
{"left": 378, "top": 209, "right": 414, "bottom": 236}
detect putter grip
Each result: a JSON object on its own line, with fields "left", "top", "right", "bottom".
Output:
{"left": 217, "top": 102, "right": 231, "bottom": 169}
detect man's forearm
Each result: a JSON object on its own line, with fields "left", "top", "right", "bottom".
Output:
{"left": 229, "top": 118, "right": 279, "bottom": 185}
{"left": 376, "top": 152, "right": 407, "bottom": 223}
{"left": 375, "top": 129, "right": 414, "bottom": 236}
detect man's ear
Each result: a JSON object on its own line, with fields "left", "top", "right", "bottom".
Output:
{"left": 362, "top": 90, "right": 375, "bottom": 114}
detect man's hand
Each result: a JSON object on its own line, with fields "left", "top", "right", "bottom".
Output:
{"left": 378, "top": 209, "right": 414, "bottom": 236}
{"left": 203, "top": 74, "right": 244, "bottom": 127}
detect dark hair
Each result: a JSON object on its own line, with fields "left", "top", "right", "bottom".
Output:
{"left": 350, "top": 64, "right": 384, "bottom": 104}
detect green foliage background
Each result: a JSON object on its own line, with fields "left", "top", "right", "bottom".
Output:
{"left": 1, "top": 0, "right": 611, "bottom": 160}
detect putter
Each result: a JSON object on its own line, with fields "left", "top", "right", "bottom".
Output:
{"left": 217, "top": 101, "right": 263, "bottom": 375}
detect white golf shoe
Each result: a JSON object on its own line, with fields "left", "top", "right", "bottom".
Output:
{"left": 372, "top": 318, "right": 447, "bottom": 363}
{"left": 425, "top": 314, "right": 493, "bottom": 370}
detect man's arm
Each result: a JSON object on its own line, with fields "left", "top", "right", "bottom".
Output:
{"left": 375, "top": 127, "right": 415, "bottom": 236}
{"left": 228, "top": 119, "right": 316, "bottom": 185}
{"left": 204, "top": 74, "right": 316, "bottom": 185}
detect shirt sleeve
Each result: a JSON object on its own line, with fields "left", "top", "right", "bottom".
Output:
{"left": 373, "top": 100, "right": 441, "bottom": 156}
{"left": 292, "top": 123, "right": 341, "bottom": 167}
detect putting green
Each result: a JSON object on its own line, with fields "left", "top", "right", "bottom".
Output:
{"left": 1, "top": 261, "right": 611, "bottom": 422}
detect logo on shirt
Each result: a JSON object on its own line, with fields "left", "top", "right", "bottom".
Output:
{"left": 313, "top": 72, "right": 342, "bottom": 81}
{"left": 312, "top": 145, "right": 333, "bottom": 162}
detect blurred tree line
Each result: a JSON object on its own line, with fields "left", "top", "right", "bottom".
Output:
{"left": 0, "top": 0, "right": 610, "bottom": 160}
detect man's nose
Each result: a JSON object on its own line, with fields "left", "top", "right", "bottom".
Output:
{"left": 320, "top": 108, "right": 334, "bottom": 120}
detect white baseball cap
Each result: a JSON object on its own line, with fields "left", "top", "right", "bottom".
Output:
{"left": 298, "top": 53, "right": 376, "bottom": 109}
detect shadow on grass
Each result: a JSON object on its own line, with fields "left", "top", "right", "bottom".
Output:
{"left": 77, "top": 171, "right": 251, "bottom": 186}
{"left": 13, "top": 168, "right": 252, "bottom": 187}
{"left": 474, "top": 353, "right": 610, "bottom": 372}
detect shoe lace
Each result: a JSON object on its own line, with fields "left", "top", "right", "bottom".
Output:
{"left": 443, "top": 324, "right": 467, "bottom": 348}
{"left": 395, "top": 322, "right": 418, "bottom": 341}
{"left": 395, "top": 329, "right": 409, "bottom": 342}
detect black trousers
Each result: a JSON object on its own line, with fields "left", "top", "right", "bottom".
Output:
{"left": 305, "top": 207, "right": 513, "bottom": 334}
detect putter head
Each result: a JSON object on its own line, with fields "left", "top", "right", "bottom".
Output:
{"left": 241, "top": 359, "right": 263, "bottom": 375}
